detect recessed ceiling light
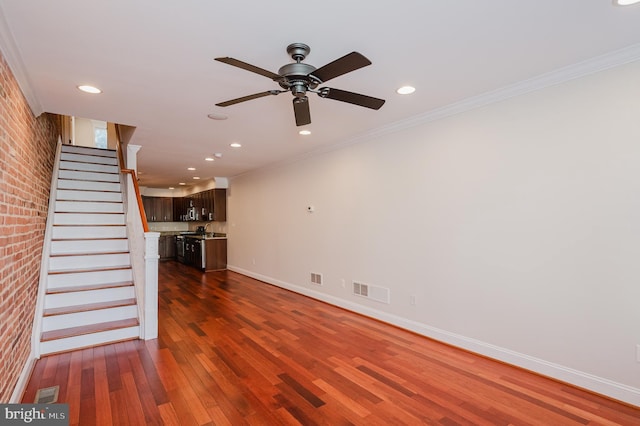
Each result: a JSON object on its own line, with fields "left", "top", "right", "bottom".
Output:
{"left": 396, "top": 86, "right": 416, "bottom": 95}
{"left": 77, "top": 85, "right": 102, "bottom": 94}
{"left": 207, "top": 113, "right": 228, "bottom": 120}
{"left": 193, "top": 176, "right": 200, "bottom": 180}
{"left": 614, "top": 0, "right": 640, "bottom": 5}
{"left": 230, "top": 143, "right": 242, "bottom": 148}
{"left": 299, "top": 130, "right": 311, "bottom": 136}
{"left": 205, "top": 157, "right": 215, "bottom": 162}
{"left": 169, "top": 187, "right": 175, "bottom": 190}
{"left": 179, "top": 182, "right": 186, "bottom": 186}
{"left": 187, "top": 167, "right": 196, "bottom": 171}
{"left": 214, "top": 153, "right": 223, "bottom": 158}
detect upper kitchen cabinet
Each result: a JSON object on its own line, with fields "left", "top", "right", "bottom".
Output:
{"left": 199, "top": 189, "right": 226, "bottom": 222}
{"left": 212, "top": 188, "right": 226, "bottom": 222}
{"left": 143, "top": 189, "right": 226, "bottom": 222}
{"left": 142, "top": 196, "right": 173, "bottom": 222}
{"left": 173, "top": 197, "right": 188, "bottom": 221}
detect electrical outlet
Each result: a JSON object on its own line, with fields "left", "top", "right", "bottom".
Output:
{"left": 410, "top": 295, "right": 416, "bottom": 306}
{"left": 341, "top": 278, "right": 346, "bottom": 288}
{"left": 252, "top": 258, "right": 256, "bottom": 265}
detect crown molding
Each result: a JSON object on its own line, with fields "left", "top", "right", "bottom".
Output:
{"left": 233, "top": 43, "right": 640, "bottom": 180}
{"left": 357, "top": 42, "right": 640, "bottom": 143}
{"left": 0, "top": 4, "right": 43, "bottom": 116}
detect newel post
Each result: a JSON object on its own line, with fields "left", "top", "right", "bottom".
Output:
{"left": 143, "top": 231, "right": 160, "bottom": 340}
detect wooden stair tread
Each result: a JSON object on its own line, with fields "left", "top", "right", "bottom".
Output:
{"left": 47, "top": 281, "right": 134, "bottom": 294}
{"left": 41, "top": 318, "right": 139, "bottom": 342}
{"left": 49, "top": 251, "right": 129, "bottom": 258}
{"left": 52, "top": 224, "right": 126, "bottom": 227}
{"left": 59, "top": 167, "right": 118, "bottom": 173}
{"left": 54, "top": 211, "right": 124, "bottom": 214}
{"left": 44, "top": 298, "right": 136, "bottom": 316}
{"left": 51, "top": 237, "right": 128, "bottom": 242}
{"left": 48, "top": 265, "right": 132, "bottom": 275}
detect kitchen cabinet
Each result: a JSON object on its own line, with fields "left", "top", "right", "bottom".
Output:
{"left": 199, "top": 189, "right": 226, "bottom": 222}
{"left": 172, "top": 189, "right": 227, "bottom": 222}
{"left": 212, "top": 188, "right": 226, "bottom": 222}
{"left": 142, "top": 196, "right": 173, "bottom": 222}
{"left": 159, "top": 235, "right": 176, "bottom": 260}
{"left": 205, "top": 239, "right": 227, "bottom": 271}
{"left": 173, "top": 197, "right": 188, "bottom": 221}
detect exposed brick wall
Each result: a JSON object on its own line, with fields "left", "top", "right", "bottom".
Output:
{"left": 0, "top": 52, "right": 59, "bottom": 402}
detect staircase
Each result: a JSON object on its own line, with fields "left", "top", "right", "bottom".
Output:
{"left": 39, "top": 144, "right": 140, "bottom": 356}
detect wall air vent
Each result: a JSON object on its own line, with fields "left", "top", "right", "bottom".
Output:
{"left": 310, "top": 272, "right": 323, "bottom": 286}
{"left": 353, "top": 281, "right": 390, "bottom": 304}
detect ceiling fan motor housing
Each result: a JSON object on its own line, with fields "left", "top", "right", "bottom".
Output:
{"left": 277, "top": 62, "right": 319, "bottom": 93}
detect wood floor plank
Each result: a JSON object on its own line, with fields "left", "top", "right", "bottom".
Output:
{"left": 21, "top": 261, "right": 640, "bottom": 424}
{"left": 92, "top": 346, "right": 113, "bottom": 426}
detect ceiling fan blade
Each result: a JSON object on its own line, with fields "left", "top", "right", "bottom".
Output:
{"left": 310, "top": 52, "right": 372, "bottom": 83}
{"left": 319, "top": 88, "right": 385, "bottom": 110}
{"left": 216, "top": 91, "right": 276, "bottom": 107}
{"left": 215, "top": 57, "right": 281, "bottom": 81}
{"left": 293, "top": 97, "right": 311, "bottom": 126}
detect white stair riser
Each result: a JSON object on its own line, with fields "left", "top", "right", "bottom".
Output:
{"left": 52, "top": 225, "right": 127, "bottom": 240}
{"left": 56, "top": 190, "right": 122, "bottom": 202}
{"left": 49, "top": 253, "right": 131, "bottom": 271}
{"left": 40, "top": 326, "right": 139, "bottom": 355}
{"left": 45, "top": 286, "right": 136, "bottom": 309}
{"left": 47, "top": 268, "right": 132, "bottom": 289}
{"left": 54, "top": 213, "right": 125, "bottom": 225}
{"left": 61, "top": 146, "right": 117, "bottom": 158}
{"left": 50, "top": 239, "right": 129, "bottom": 255}
{"left": 60, "top": 161, "right": 119, "bottom": 174}
{"left": 42, "top": 305, "right": 138, "bottom": 332}
{"left": 60, "top": 152, "right": 118, "bottom": 165}
{"left": 58, "top": 169, "right": 120, "bottom": 183}
{"left": 55, "top": 201, "right": 123, "bottom": 213}
{"left": 58, "top": 179, "right": 121, "bottom": 192}
{"left": 57, "top": 189, "right": 122, "bottom": 202}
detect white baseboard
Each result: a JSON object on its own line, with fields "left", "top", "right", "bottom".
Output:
{"left": 10, "top": 351, "right": 37, "bottom": 403}
{"left": 228, "top": 265, "right": 640, "bottom": 407}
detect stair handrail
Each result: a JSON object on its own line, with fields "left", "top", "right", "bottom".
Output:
{"left": 115, "top": 139, "right": 149, "bottom": 232}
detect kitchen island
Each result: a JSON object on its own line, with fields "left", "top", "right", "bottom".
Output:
{"left": 179, "top": 233, "right": 227, "bottom": 271}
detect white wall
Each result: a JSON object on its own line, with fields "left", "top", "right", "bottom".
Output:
{"left": 73, "top": 117, "right": 95, "bottom": 147}
{"left": 227, "top": 60, "right": 640, "bottom": 405}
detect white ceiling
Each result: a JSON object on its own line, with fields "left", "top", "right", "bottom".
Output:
{"left": 1, "top": 1, "right": 640, "bottom": 189}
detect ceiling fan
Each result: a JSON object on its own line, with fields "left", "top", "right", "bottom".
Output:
{"left": 214, "top": 43, "right": 385, "bottom": 126}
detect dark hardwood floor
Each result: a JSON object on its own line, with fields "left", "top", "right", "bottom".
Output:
{"left": 22, "top": 261, "right": 640, "bottom": 425}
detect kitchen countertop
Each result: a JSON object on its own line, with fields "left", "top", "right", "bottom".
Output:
{"left": 168, "top": 232, "right": 227, "bottom": 240}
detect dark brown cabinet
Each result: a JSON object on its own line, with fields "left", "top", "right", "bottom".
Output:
{"left": 142, "top": 196, "right": 173, "bottom": 222}
{"left": 171, "top": 189, "right": 226, "bottom": 222}
{"left": 159, "top": 235, "right": 176, "bottom": 260}
{"left": 199, "top": 189, "right": 226, "bottom": 222}
{"left": 205, "top": 239, "right": 227, "bottom": 271}
{"left": 172, "top": 197, "right": 188, "bottom": 221}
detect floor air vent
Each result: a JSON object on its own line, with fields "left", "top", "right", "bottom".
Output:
{"left": 34, "top": 385, "right": 59, "bottom": 404}
{"left": 353, "top": 281, "right": 390, "bottom": 304}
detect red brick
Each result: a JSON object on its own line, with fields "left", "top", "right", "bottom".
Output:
{"left": 0, "top": 51, "right": 59, "bottom": 402}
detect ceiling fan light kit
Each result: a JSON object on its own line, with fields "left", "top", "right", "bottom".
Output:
{"left": 215, "top": 43, "right": 385, "bottom": 126}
